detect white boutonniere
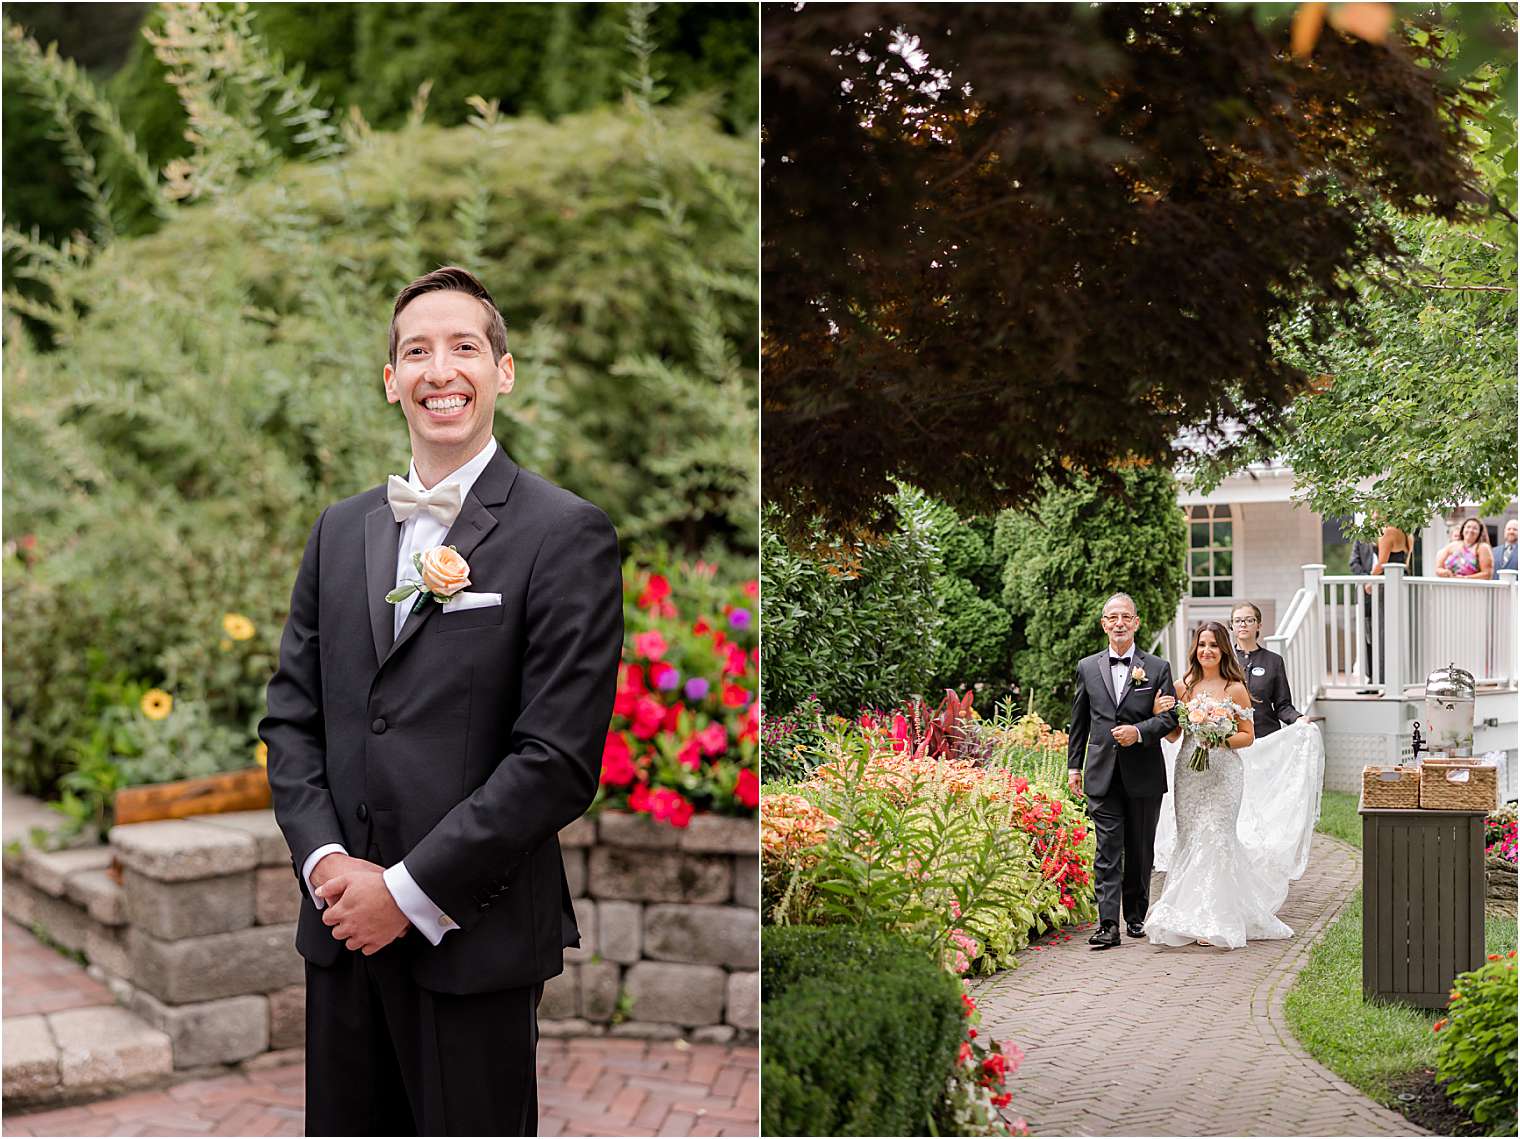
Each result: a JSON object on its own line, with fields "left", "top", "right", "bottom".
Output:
{"left": 385, "top": 545, "right": 471, "bottom": 615}
{"left": 1131, "top": 665, "right": 1148, "bottom": 684}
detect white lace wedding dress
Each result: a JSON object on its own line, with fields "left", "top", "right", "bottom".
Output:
{"left": 1145, "top": 712, "right": 1313, "bottom": 949}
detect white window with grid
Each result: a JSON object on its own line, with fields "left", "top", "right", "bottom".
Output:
{"left": 1188, "top": 504, "right": 1235, "bottom": 599}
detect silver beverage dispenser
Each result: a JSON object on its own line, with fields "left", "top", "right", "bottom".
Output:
{"left": 1423, "top": 663, "right": 1475, "bottom": 756}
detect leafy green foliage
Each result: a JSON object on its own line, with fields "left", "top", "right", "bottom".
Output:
{"left": 923, "top": 502, "right": 1018, "bottom": 696}
{"left": 1434, "top": 953, "right": 1519, "bottom": 1135}
{"left": 761, "top": 491, "right": 941, "bottom": 717}
{"left": 2, "top": 11, "right": 755, "bottom": 796}
{"left": 763, "top": 3, "right": 1492, "bottom": 536}
{"left": 761, "top": 925, "right": 964, "bottom": 1138}
{"left": 996, "top": 465, "right": 1188, "bottom": 723}
{"left": 3, "top": 3, "right": 757, "bottom": 245}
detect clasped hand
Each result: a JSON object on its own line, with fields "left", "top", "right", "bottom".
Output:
{"left": 312, "top": 853, "right": 409, "bottom": 955}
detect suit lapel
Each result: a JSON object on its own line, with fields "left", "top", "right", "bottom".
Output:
{"left": 365, "top": 497, "right": 401, "bottom": 669}
{"left": 384, "top": 446, "right": 519, "bottom": 664}
{"left": 1095, "top": 653, "right": 1118, "bottom": 710}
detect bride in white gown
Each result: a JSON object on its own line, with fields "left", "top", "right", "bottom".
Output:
{"left": 1144, "top": 621, "right": 1294, "bottom": 949}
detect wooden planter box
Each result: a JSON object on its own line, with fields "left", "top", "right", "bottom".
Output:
{"left": 1360, "top": 807, "right": 1486, "bottom": 1009}
{"left": 113, "top": 768, "right": 271, "bottom": 826}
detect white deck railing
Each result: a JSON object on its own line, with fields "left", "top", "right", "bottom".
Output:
{"left": 1155, "top": 566, "right": 1519, "bottom": 706}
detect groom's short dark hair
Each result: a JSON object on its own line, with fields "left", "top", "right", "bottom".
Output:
{"left": 389, "top": 266, "right": 509, "bottom": 366}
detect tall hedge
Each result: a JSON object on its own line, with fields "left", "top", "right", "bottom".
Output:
{"left": 760, "top": 491, "right": 941, "bottom": 717}
{"left": 996, "top": 465, "right": 1188, "bottom": 723}
{"left": 761, "top": 926, "right": 963, "bottom": 1137}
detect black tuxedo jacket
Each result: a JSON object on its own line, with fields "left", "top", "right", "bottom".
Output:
{"left": 260, "top": 444, "right": 623, "bottom": 995}
{"left": 1234, "top": 644, "right": 1299, "bottom": 737}
{"left": 1066, "top": 648, "right": 1177, "bottom": 799}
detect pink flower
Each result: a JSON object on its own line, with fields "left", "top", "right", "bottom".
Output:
{"left": 698, "top": 722, "right": 728, "bottom": 757}
{"left": 634, "top": 631, "right": 668, "bottom": 660}
{"left": 677, "top": 737, "right": 703, "bottom": 771}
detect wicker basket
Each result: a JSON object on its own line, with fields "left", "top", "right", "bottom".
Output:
{"left": 1361, "top": 764, "right": 1421, "bottom": 809}
{"left": 1418, "top": 759, "right": 1498, "bottom": 812}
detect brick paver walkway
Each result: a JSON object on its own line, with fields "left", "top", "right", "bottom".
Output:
{"left": 971, "top": 833, "right": 1426, "bottom": 1137}
{"left": 4, "top": 1039, "right": 758, "bottom": 1137}
{"left": 3, "top": 920, "right": 115, "bottom": 1018}
{"left": 4, "top": 922, "right": 758, "bottom": 1137}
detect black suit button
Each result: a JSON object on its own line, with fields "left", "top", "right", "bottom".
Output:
{"left": 480, "top": 901, "right": 491, "bottom": 911}
{"left": 371, "top": 718, "right": 386, "bottom": 734}
{"left": 356, "top": 802, "right": 369, "bottom": 823}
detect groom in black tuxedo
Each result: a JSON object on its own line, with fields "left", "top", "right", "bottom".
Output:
{"left": 1066, "top": 593, "right": 1178, "bottom": 949}
{"left": 260, "top": 267, "right": 622, "bottom": 1135}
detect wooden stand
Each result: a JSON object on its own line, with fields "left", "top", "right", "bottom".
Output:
{"left": 1359, "top": 806, "right": 1486, "bottom": 1009}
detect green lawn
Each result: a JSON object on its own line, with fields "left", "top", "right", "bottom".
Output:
{"left": 1286, "top": 788, "right": 1519, "bottom": 1114}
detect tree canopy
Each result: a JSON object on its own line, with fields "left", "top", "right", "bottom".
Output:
{"left": 762, "top": 3, "right": 1494, "bottom": 536}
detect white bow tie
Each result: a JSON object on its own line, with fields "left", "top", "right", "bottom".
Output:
{"left": 387, "top": 476, "right": 463, "bottom": 525}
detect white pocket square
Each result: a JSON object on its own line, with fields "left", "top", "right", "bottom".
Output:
{"left": 442, "top": 591, "right": 502, "bottom": 613}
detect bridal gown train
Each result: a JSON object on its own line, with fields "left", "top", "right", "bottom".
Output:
{"left": 1145, "top": 732, "right": 1295, "bottom": 949}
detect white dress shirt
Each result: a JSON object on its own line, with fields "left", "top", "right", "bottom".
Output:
{"left": 301, "top": 437, "right": 498, "bottom": 946}
{"left": 1108, "top": 643, "right": 1136, "bottom": 703}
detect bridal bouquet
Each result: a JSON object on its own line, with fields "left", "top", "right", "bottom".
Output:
{"left": 1179, "top": 693, "right": 1238, "bottom": 772}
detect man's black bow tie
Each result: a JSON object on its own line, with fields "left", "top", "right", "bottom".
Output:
{"left": 1109, "top": 656, "right": 1132, "bottom": 668}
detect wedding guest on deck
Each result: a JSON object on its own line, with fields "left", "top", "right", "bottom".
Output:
{"left": 1229, "top": 603, "right": 1300, "bottom": 738}
{"left": 1434, "top": 517, "right": 1493, "bottom": 580}
{"left": 1496, "top": 519, "right": 1518, "bottom": 574}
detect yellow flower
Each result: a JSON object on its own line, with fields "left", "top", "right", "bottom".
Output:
{"left": 222, "top": 613, "right": 256, "bottom": 641}
{"left": 255, "top": 741, "right": 268, "bottom": 768}
{"left": 141, "top": 689, "right": 173, "bottom": 721}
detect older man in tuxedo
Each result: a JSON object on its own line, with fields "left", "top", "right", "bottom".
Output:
{"left": 260, "top": 266, "right": 622, "bottom": 1135}
{"left": 1067, "top": 593, "right": 1179, "bottom": 949}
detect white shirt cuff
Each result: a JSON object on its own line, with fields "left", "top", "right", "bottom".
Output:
{"left": 383, "top": 861, "right": 458, "bottom": 946}
{"left": 302, "top": 844, "right": 348, "bottom": 909}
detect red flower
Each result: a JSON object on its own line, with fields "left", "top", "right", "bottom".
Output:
{"left": 1013, "top": 776, "right": 1029, "bottom": 795}
{"left": 648, "top": 788, "right": 694, "bottom": 828}
{"left": 1050, "top": 799, "right": 1062, "bottom": 818}
{"left": 645, "top": 574, "right": 671, "bottom": 600}
{"left": 677, "top": 737, "right": 703, "bottom": 771}
{"left": 958, "top": 1042, "right": 973, "bottom": 1065}
{"left": 735, "top": 768, "right": 759, "bottom": 808}
{"left": 722, "top": 682, "right": 751, "bottom": 708}
{"left": 649, "top": 661, "right": 677, "bottom": 688}
{"left": 693, "top": 617, "right": 713, "bottom": 636}
{"left": 600, "top": 732, "right": 636, "bottom": 786}
{"left": 662, "top": 703, "right": 684, "bottom": 734}
{"left": 629, "top": 782, "right": 652, "bottom": 812}
{"left": 743, "top": 580, "right": 759, "bottom": 597}
{"left": 613, "top": 687, "right": 638, "bottom": 718}
{"left": 631, "top": 696, "right": 666, "bottom": 740}
{"left": 739, "top": 704, "right": 760, "bottom": 742}
{"left": 723, "top": 644, "right": 749, "bottom": 677}
{"left": 991, "top": 1093, "right": 1012, "bottom": 1109}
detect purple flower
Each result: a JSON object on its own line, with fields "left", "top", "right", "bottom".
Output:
{"left": 656, "top": 667, "right": 682, "bottom": 692}
{"left": 729, "top": 608, "right": 752, "bottom": 631}
{"left": 684, "top": 677, "right": 711, "bottom": 701}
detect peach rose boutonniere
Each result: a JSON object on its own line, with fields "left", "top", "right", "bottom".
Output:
{"left": 385, "top": 545, "right": 472, "bottom": 614}
{"left": 1131, "top": 665, "right": 1148, "bottom": 684}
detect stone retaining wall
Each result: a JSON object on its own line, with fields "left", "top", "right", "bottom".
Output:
{"left": 3, "top": 810, "right": 757, "bottom": 1070}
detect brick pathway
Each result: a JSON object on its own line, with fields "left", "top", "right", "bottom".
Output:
{"left": 3, "top": 919, "right": 115, "bottom": 1018}
{"left": 4, "top": 1039, "right": 758, "bottom": 1137}
{"left": 4, "top": 922, "right": 758, "bottom": 1137}
{"left": 970, "top": 833, "right": 1426, "bottom": 1137}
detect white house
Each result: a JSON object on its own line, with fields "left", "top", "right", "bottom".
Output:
{"left": 1155, "top": 462, "right": 1518, "bottom": 802}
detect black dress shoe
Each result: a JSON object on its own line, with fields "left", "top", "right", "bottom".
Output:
{"left": 1126, "top": 920, "right": 1146, "bottom": 938}
{"left": 1088, "top": 922, "right": 1120, "bottom": 949}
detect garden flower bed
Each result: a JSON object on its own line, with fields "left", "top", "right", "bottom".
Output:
{"left": 761, "top": 695, "right": 1095, "bottom": 1135}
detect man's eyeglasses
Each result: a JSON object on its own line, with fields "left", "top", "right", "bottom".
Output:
{"left": 1102, "top": 614, "right": 1138, "bottom": 624}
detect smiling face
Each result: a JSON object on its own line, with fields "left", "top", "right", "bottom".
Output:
{"left": 1195, "top": 628, "right": 1222, "bottom": 667}
{"left": 383, "top": 290, "right": 514, "bottom": 482}
{"left": 1506, "top": 521, "right": 1517, "bottom": 545}
{"left": 1100, "top": 596, "right": 1139, "bottom": 652}
{"left": 1461, "top": 518, "right": 1484, "bottom": 545}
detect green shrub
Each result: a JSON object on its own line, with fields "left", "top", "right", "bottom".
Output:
{"left": 923, "top": 500, "right": 1018, "bottom": 696}
{"left": 2, "top": 10, "right": 755, "bottom": 796}
{"left": 761, "top": 489, "right": 941, "bottom": 717}
{"left": 1433, "top": 952, "right": 1518, "bottom": 1135}
{"left": 996, "top": 465, "right": 1188, "bottom": 723}
{"left": 761, "top": 926, "right": 963, "bottom": 1138}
